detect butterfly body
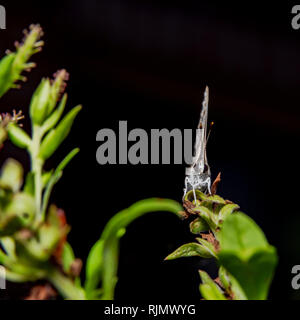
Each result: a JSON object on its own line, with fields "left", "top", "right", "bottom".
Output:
{"left": 183, "top": 86, "right": 211, "bottom": 199}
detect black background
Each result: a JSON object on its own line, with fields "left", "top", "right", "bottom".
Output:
{"left": 0, "top": 0, "right": 300, "bottom": 300}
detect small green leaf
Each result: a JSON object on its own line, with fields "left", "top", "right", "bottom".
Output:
{"left": 196, "top": 237, "right": 217, "bottom": 258}
{"left": 199, "top": 270, "right": 226, "bottom": 300}
{"left": 190, "top": 217, "right": 209, "bottom": 234}
{"left": 39, "top": 105, "right": 81, "bottom": 159}
{"left": 193, "top": 205, "right": 217, "bottom": 230}
{"left": 42, "top": 170, "right": 53, "bottom": 188}
{"left": 24, "top": 172, "right": 34, "bottom": 195}
{"left": 0, "top": 159, "right": 23, "bottom": 192}
{"left": 0, "top": 54, "right": 15, "bottom": 98}
{"left": 42, "top": 93, "right": 67, "bottom": 133}
{"left": 218, "top": 203, "right": 239, "bottom": 223}
{"left": 62, "top": 242, "right": 76, "bottom": 273}
{"left": 206, "top": 194, "right": 226, "bottom": 204}
{"left": 218, "top": 266, "right": 230, "bottom": 291}
{"left": 7, "top": 123, "right": 31, "bottom": 149}
{"left": 165, "top": 242, "right": 215, "bottom": 260}
{"left": 41, "top": 148, "right": 80, "bottom": 217}
{"left": 56, "top": 148, "right": 80, "bottom": 173}
{"left": 184, "top": 189, "right": 208, "bottom": 202}
{"left": 85, "top": 239, "right": 104, "bottom": 293}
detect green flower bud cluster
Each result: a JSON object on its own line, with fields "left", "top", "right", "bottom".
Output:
{"left": 0, "top": 24, "right": 43, "bottom": 98}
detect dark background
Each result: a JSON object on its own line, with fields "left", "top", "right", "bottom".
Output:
{"left": 0, "top": 0, "right": 300, "bottom": 300}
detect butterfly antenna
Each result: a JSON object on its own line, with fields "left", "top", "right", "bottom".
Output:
{"left": 206, "top": 121, "right": 214, "bottom": 144}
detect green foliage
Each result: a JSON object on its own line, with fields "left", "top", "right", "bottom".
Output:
{"left": 218, "top": 213, "right": 278, "bottom": 300}
{"left": 199, "top": 270, "right": 226, "bottom": 300}
{"left": 165, "top": 241, "right": 216, "bottom": 260}
{"left": 0, "top": 25, "right": 183, "bottom": 300}
{"left": 166, "top": 190, "right": 278, "bottom": 300}
{"left": 0, "top": 25, "right": 277, "bottom": 301}
{"left": 0, "top": 26, "right": 84, "bottom": 299}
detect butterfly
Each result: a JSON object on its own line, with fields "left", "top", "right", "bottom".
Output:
{"left": 184, "top": 86, "right": 211, "bottom": 201}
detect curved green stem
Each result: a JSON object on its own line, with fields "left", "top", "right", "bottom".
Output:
{"left": 85, "top": 198, "right": 183, "bottom": 299}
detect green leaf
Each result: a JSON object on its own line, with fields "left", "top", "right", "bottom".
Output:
{"left": 41, "top": 93, "right": 67, "bottom": 133}
{"left": 42, "top": 170, "right": 53, "bottom": 188}
{"left": 218, "top": 212, "right": 269, "bottom": 254}
{"left": 0, "top": 159, "right": 23, "bottom": 192}
{"left": 0, "top": 54, "right": 15, "bottom": 98}
{"left": 196, "top": 237, "right": 217, "bottom": 258}
{"left": 218, "top": 266, "right": 230, "bottom": 291}
{"left": 55, "top": 148, "right": 80, "bottom": 173}
{"left": 39, "top": 105, "right": 81, "bottom": 160}
{"left": 24, "top": 172, "right": 34, "bottom": 195}
{"left": 189, "top": 217, "right": 209, "bottom": 234}
{"left": 62, "top": 242, "right": 76, "bottom": 273}
{"left": 218, "top": 213, "right": 278, "bottom": 300}
{"left": 193, "top": 205, "right": 217, "bottom": 230}
{"left": 205, "top": 194, "right": 226, "bottom": 204}
{"left": 7, "top": 123, "right": 31, "bottom": 149}
{"left": 184, "top": 189, "right": 208, "bottom": 202}
{"left": 199, "top": 270, "right": 226, "bottom": 300}
{"left": 41, "top": 148, "right": 79, "bottom": 217}
{"left": 85, "top": 239, "right": 104, "bottom": 295}
{"left": 218, "top": 203, "right": 239, "bottom": 223}
{"left": 165, "top": 242, "right": 214, "bottom": 260}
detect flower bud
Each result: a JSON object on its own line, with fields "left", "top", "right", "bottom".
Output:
{"left": 7, "top": 123, "right": 31, "bottom": 149}
{"left": 29, "top": 78, "right": 51, "bottom": 125}
{"left": 39, "top": 105, "right": 81, "bottom": 159}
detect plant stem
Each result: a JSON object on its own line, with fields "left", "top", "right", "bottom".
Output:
{"left": 30, "top": 125, "right": 43, "bottom": 222}
{"left": 47, "top": 269, "right": 85, "bottom": 300}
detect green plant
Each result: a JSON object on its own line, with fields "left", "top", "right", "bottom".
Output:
{"left": 0, "top": 25, "right": 183, "bottom": 299}
{"left": 165, "top": 186, "right": 278, "bottom": 300}
{"left": 0, "top": 25, "right": 278, "bottom": 301}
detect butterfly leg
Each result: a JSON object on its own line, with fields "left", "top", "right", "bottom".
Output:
{"left": 207, "top": 178, "right": 212, "bottom": 195}
{"left": 192, "top": 186, "right": 197, "bottom": 203}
